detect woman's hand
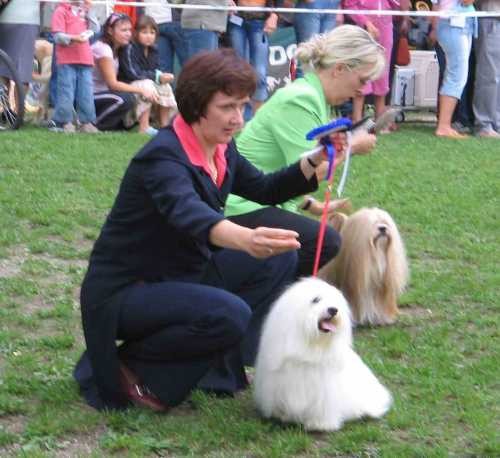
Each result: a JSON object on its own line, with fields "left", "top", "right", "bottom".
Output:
{"left": 302, "top": 196, "right": 351, "bottom": 217}
{"left": 264, "top": 13, "right": 278, "bottom": 35}
{"left": 244, "top": 227, "right": 301, "bottom": 259}
{"left": 351, "top": 131, "right": 377, "bottom": 155}
{"left": 141, "top": 86, "right": 159, "bottom": 103}
{"left": 209, "top": 220, "right": 300, "bottom": 258}
{"left": 308, "top": 132, "right": 347, "bottom": 169}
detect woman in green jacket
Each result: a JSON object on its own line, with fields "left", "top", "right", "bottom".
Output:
{"left": 225, "top": 25, "right": 385, "bottom": 275}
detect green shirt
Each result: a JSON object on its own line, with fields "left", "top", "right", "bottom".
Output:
{"left": 225, "top": 72, "right": 331, "bottom": 216}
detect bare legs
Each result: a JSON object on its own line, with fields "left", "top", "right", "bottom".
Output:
{"left": 138, "top": 107, "right": 175, "bottom": 134}
{"left": 435, "top": 94, "right": 468, "bottom": 138}
{"left": 353, "top": 94, "right": 391, "bottom": 131}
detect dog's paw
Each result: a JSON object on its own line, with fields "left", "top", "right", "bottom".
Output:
{"left": 304, "top": 418, "right": 343, "bottom": 432}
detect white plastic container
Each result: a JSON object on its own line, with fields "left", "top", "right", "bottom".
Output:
{"left": 408, "top": 50, "right": 440, "bottom": 108}
{"left": 391, "top": 67, "right": 415, "bottom": 107}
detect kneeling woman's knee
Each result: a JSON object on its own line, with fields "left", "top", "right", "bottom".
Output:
{"left": 202, "top": 291, "right": 252, "bottom": 345}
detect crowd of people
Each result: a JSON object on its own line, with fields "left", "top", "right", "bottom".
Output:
{"left": 0, "top": 0, "right": 498, "bottom": 138}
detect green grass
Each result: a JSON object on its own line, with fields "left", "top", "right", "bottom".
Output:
{"left": 0, "top": 125, "right": 499, "bottom": 457}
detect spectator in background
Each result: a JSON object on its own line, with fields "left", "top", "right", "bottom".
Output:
{"left": 472, "top": 0, "right": 500, "bottom": 138}
{"left": 114, "top": 0, "right": 140, "bottom": 28}
{"left": 40, "top": 0, "right": 59, "bottom": 109}
{"left": 118, "top": 15, "right": 177, "bottom": 135}
{"left": 434, "top": 42, "right": 476, "bottom": 135}
{"left": 294, "top": 0, "right": 342, "bottom": 46}
{"left": 144, "top": 0, "right": 187, "bottom": 73}
{"left": 50, "top": 0, "right": 99, "bottom": 133}
{"left": 345, "top": 0, "right": 401, "bottom": 128}
{"left": 429, "top": 0, "right": 476, "bottom": 139}
{"left": 228, "top": 0, "right": 278, "bottom": 114}
{"left": 0, "top": 0, "right": 40, "bottom": 86}
{"left": 181, "top": 0, "right": 230, "bottom": 59}
{"left": 91, "top": 13, "right": 158, "bottom": 131}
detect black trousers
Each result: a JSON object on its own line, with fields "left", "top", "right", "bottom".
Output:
{"left": 94, "top": 90, "right": 135, "bottom": 131}
{"left": 229, "top": 206, "right": 341, "bottom": 277}
{"left": 115, "top": 248, "right": 298, "bottom": 406}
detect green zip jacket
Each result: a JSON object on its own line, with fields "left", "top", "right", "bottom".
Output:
{"left": 225, "top": 72, "right": 331, "bottom": 216}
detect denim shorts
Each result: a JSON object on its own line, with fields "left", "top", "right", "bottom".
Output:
{"left": 437, "top": 17, "right": 474, "bottom": 99}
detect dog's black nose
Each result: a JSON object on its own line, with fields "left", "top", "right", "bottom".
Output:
{"left": 327, "top": 307, "right": 338, "bottom": 317}
{"left": 378, "top": 225, "right": 387, "bottom": 234}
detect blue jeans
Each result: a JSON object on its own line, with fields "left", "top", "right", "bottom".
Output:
{"left": 183, "top": 29, "right": 219, "bottom": 62}
{"left": 157, "top": 21, "right": 187, "bottom": 73}
{"left": 294, "top": 0, "right": 339, "bottom": 45}
{"left": 53, "top": 64, "right": 96, "bottom": 124}
{"left": 437, "top": 17, "right": 474, "bottom": 99}
{"left": 228, "top": 18, "right": 269, "bottom": 102}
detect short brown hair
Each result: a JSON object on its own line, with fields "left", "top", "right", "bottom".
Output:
{"left": 175, "top": 49, "right": 257, "bottom": 124}
{"left": 135, "top": 15, "right": 159, "bottom": 37}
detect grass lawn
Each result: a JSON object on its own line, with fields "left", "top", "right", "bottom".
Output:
{"left": 0, "top": 124, "right": 499, "bottom": 457}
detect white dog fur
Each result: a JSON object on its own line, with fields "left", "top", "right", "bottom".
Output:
{"left": 319, "top": 207, "right": 409, "bottom": 326}
{"left": 253, "top": 277, "right": 392, "bottom": 431}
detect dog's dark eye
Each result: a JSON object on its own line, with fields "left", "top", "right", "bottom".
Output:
{"left": 311, "top": 296, "right": 321, "bottom": 304}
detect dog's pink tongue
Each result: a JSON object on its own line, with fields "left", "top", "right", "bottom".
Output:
{"left": 320, "top": 319, "right": 336, "bottom": 332}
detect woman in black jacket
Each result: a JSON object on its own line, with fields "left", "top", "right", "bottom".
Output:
{"left": 74, "top": 48, "right": 335, "bottom": 412}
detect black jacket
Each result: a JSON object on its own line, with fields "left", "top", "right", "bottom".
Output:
{"left": 75, "top": 125, "right": 318, "bottom": 409}
{"left": 118, "top": 42, "right": 159, "bottom": 83}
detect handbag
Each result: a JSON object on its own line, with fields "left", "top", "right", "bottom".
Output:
{"left": 396, "top": 36, "right": 411, "bottom": 66}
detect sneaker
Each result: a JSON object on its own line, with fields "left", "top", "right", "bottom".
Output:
{"left": 476, "top": 129, "right": 500, "bottom": 139}
{"left": 62, "top": 122, "right": 76, "bottom": 133}
{"left": 79, "top": 123, "right": 99, "bottom": 134}
{"left": 47, "top": 120, "right": 63, "bottom": 132}
{"left": 143, "top": 126, "right": 158, "bottom": 136}
{"left": 451, "top": 121, "right": 472, "bottom": 135}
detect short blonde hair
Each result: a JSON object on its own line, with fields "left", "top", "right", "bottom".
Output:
{"left": 295, "top": 25, "right": 386, "bottom": 81}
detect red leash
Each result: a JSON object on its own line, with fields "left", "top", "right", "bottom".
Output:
{"left": 312, "top": 174, "right": 337, "bottom": 277}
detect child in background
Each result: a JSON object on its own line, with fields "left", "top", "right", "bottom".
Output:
{"left": 50, "top": 0, "right": 100, "bottom": 133}
{"left": 118, "top": 15, "right": 177, "bottom": 136}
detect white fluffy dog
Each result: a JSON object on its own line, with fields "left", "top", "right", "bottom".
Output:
{"left": 319, "top": 207, "right": 409, "bottom": 326}
{"left": 253, "top": 278, "right": 392, "bottom": 431}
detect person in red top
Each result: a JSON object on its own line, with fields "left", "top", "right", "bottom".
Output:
{"left": 50, "top": 0, "right": 99, "bottom": 133}
{"left": 114, "top": 0, "right": 139, "bottom": 28}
